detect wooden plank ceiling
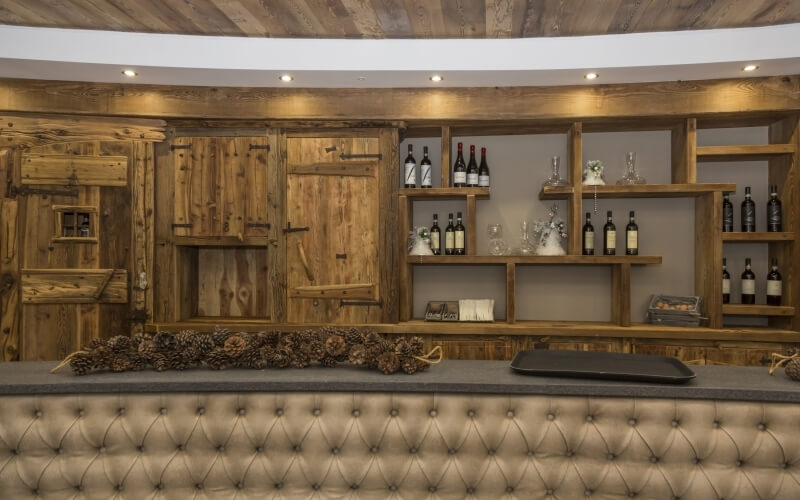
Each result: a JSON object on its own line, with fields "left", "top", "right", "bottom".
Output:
{"left": 0, "top": 0, "right": 798, "bottom": 39}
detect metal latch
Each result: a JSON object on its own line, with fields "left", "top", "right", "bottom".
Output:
{"left": 170, "top": 144, "right": 192, "bottom": 151}
{"left": 284, "top": 222, "right": 310, "bottom": 234}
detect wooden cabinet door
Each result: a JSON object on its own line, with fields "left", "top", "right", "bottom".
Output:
{"left": 173, "top": 137, "right": 269, "bottom": 238}
{"left": 286, "top": 136, "right": 382, "bottom": 323}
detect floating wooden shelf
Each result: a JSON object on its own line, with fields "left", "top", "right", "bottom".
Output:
{"left": 697, "top": 144, "right": 796, "bottom": 162}
{"left": 174, "top": 236, "right": 270, "bottom": 247}
{"left": 722, "top": 232, "right": 795, "bottom": 242}
{"left": 540, "top": 183, "right": 736, "bottom": 200}
{"left": 407, "top": 255, "right": 662, "bottom": 265}
{"left": 722, "top": 304, "right": 796, "bottom": 317}
{"left": 399, "top": 187, "right": 490, "bottom": 200}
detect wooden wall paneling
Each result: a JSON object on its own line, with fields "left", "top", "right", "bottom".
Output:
{"left": 440, "top": 125, "right": 451, "bottom": 188}
{"left": 611, "top": 263, "right": 631, "bottom": 327}
{"left": 379, "top": 128, "right": 399, "bottom": 323}
{"left": 177, "top": 246, "right": 198, "bottom": 321}
{"left": 0, "top": 193, "right": 20, "bottom": 361}
{"left": 0, "top": 113, "right": 166, "bottom": 148}
{"left": 242, "top": 136, "right": 270, "bottom": 237}
{"left": 695, "top": 191, "right": 723, "bottom": 328}
{"left": 567, "top": 122, "right": 583, "bottom": 255}
{"left": 219, "top": 138, "right": 247, "bottom": 238}
{"left": 430, "top": 334, "right": 512, "bottom": 361}
{"left": 506, "top": 263, "right": 515, "bottom": 323}
{"left": 131, "top": 141, "right": 154, "bottom": 335}
{"left": 398, "top": 194, "right": 412, "bottom": 321}
{"left": 21, "top": 269, "right": 127, "bottom": 303}
{"left": 171, "top": 136, "right": 193, "bottom": 237}
{"left": 630, "top": 340, "right": 708, "bottom": 365}
{"left": 671, "top": 118, "right": 697, "bottom": 184}
{"left": 768, "top": 114, "right": 799, "bottom": 330}
{"left": 21, "top": 153, "right": 127, "bottom": 186}
{"left": 267, "top": 129, "right": 285, "bottom": 322}
{"left": 153, "top": 127, "right": 178, "bottom": 322}
{"left": 196, "top": 248, "right": 267, "bottom": 318}
{"left": 22, "top": 304, "right": 79, "bottom": 361}
{"left": 466, "top": 194, "right": 477, "bottom": 255}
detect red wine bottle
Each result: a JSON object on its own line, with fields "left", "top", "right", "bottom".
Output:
{"left": 766, "top": 258, "right": 782, "bottom": 306}
{"left": 741, "top": 187, "right": 755, "bottom": 232}
{"left": 466, "top": 145, "right": 479, "bottom": 187}
{"left": 582, "top": 212, "right": 594, "bottom": 255}
{"left": 453, "top": 143, "right": 466, "bottom": 187}
{"left": 767, "top": 185, "right": 782, "bottom": 232}
{"left": 454, "top": 212, "right": 466, "bottom": 255}
{"left": 722, "top": 258, "right": 730, "bottom": 304}
{"left": 420, "top": 146, "right": 432, "bottom": 188}
{"left": 741, "top": 257, "right": 755, "bottom": 304}
{"left": 445, "top": 213, "right": 455, "bottom": 255}
{"left": 403, "top": 144, "right": 416, "bottom": 188}
{"left": 722, "top": 192, "right": 733, "bottom": 232}
{"left": 625, "top": 211, "right": 638, "bottom": 255}
{"left": 603, "top": 211, "right": 616, "bottom": 255}
{"left": 478, "top": 147, "right": 490, "bottom": 187}
{"left": 430, "top": 213, "right": 441, "bottom": 255}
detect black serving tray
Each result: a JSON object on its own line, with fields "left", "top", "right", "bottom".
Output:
{"left": 510, "top": 350, "right": 696, "bottom": 384}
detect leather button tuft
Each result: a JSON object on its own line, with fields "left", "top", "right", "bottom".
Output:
{"left": 758, "top": 423, "right": 766, "bottom": 431}
{"left": 197, "top": 407, "right": 205, "bottom": 415}
{"left": 468, "top": 410, "right": 476, "bottom": 417}
{"left": 448, "top": 448, "right": 457, "bottom": 455}
{"left": 256, "top": 446, "right": 263, "bottom": 453}
{"left": 350, "top": 484, "right": 359, "bottom": 490}
{"left": 217, "top": 445, "right": 225, "bottom": 452}
{"left": 176, "top": 444, "right": 184, "bottom": 452}
{"left": 546, "top": 413, "right": 555, "bottom": 421}
{"left": 693, "top": 458, "right": 701, "bottom": 465}
{"left": 159, "top": 407, "right": 167, "bottom": 415}
{"left": 331, "top": 447, "right": 339, "bottom": 455}
{"left": 352, "top": 409, "right": 360, "bottom": 417}
{"left": 488, "top": 449, "right": 495, "bottom": 456}
{"left": 389, "top": 485, "right": 397, "bottom": 491}
{"left": 712, "top": 420, "right": 720, "bottom": 428}
{"left": 274, "top": 482, "right": 283, "bottom": 490}
{"left": 506, "top": 410, "right": 515, "bottom": 418}
{"left": 11, "top": 449, "right": 18, "bottom": 455}
{"left": 31, "top": 490, "right": 38, "bottom": 496}
{"left": 409, "top": 447, "right": 418, "bottom": 454}
{"left": 650, "top": 456, "right": 659, "bottom": 463}
{"left": 671, "top": 420, "right": 679, "bottom": 427}
{"left": 390, "top": 409, "right": 398, "bottom": 417}
{"left": 586, "top": 415, "right": 594, "bottom": 422}
{"left": 34, "top": 410, "right": 42, "bottom": 418}
{"left": 546, "top": 489, "right": 554, "bottom": 496}
{"left": 781, "top": 462, "right": 789, "bottom": 469}
{"left": 566, "top": 450, "right": 574, "bottom": 457}
{"left": 99, "top": 446, "right": 106, "bottom": 453}
{"left": 585, "top": 489, "right": 593, "bottom": 496}
{"left": 275, "top": 408, "right": 284, "bottom": 416}
{"left": 506, "top": 486, "right": 515, "bottom": 493}
{"left": 137, "top": 445, "right": 144, "bottom": 453}
{"left": 75, "top": 484, "right": 83, "bottom": 491}
{"left": 370, "top": 446, "right": 379, "bottom": 454}
{"left": 607, "top": 453, "right": 615, "bottom": 461}
{"left": 116, "top": 484, "right": 123, "bottom": 491}
{"left": 238, "top": 408, "right": 246, "bottom": 416}
{"left": 118, "top": 408, "right": 125, "bottom": 415}
{"left": 736, "top": 460, "right": 743, "bottom": 467}
{"left": 628, "top": 418, "right": 637, "bottom": 426}
{"left": 466, "top": 486, "right": 475, "bottom": 494}
{"left": 429, "top": 409, "right": 437, "bottom": 417}
{"left": 195, "top": 483, "right": 203, "bottom": 490}
{"left": 155, "top": 483, "right": 163, "bottom": 490}
{"left": 236, "top": 482, "right": 244, "bottom": 490}
{"left": 629, "top": 492, "right": 637, "bottom": 498}
{"left": 429, "top": 486, "right": 437, "bottom": 493}
{"left": 527, "top": 450, "right": 534, "bottom": 457}
{"left": 55, "top": 448, "right": 62, "bottom": 455}
{"left": 77, "top": 409, "right": 85, "bottom": 417}
{"left": 312, "top": 484, "right": 320, "bottom": 491}
{"left": 313, "top": 408, "right": 321, "bottom": 416}
{"left": 293, "top": 445, "right": 301, "bottom": 452}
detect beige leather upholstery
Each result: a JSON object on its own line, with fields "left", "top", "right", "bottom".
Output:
{"left": 1, "top": 393, "right": 798, "bottom": 499}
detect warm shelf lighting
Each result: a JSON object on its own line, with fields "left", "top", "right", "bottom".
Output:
{"left": 121, "top": 69, "right": 138, "bottom": 77}
{"left": 429, "top": 75, "right": 443, "bottom": 82}
{"left": 279, "top": 74, "right": 294, "bottom": 82}
{"left": 743, "top": 64, "right": 759, "bottom": 72}
{"left": 584, "top": 72, "right": 599, "bottom": 80}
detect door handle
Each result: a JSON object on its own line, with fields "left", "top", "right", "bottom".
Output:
{"left": 297, "top": 241, "right": 314, "bottom": 282}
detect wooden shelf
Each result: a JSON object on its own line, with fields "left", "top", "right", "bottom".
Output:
{"left": 540, "top": 183, "right": 736, "bottom": 199}
{"left": 407, "top": 255, "right": 661, "bottom": 265}
{"left": 697, "top": 144, "right": 796, "bottom": 162}
{"left": 399, "top": 187, "right": 490, "bottom": 200}
{"left": 722, "top": 232, "right": 795, "bottom": 242}
{"left": 174, "top": 236, "right": 270, "bottom": 247}
{"left": 722, "top": 304, "right": 796, "bottom": 317}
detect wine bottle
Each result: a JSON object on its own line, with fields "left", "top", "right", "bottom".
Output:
{"left": 722, "top": 258, "right": 730, "bottom": 304}
{"left": 430, "top": 213, "right": 441, "bottom": 255}
{"left": 466, "top": 145, "right": 479, "bottom": 187}
{"left": 582, "top": 212, "right": 594, "bottom": 255}
{"left": 445, "top": 213, "right": 455, "bottom": 255}
{"left": 603, "top": 211, "right": 616, "bottom": 255}
{"left": 453, "top": 143, "right": 466, "bottom": 187}
{"left": 741, "top": 257, "right": 755, "bottom": 304}
{"left": 625, "top": 211, "right": 638, "bottom": 255}
{"left": 722, "top": 192, "right": 733, "bottom": 232}
{"left": 766, "top": 258, "right": 782, "bottom": 306}
{"left": 79, "top": 213, "right": 90, "bottom": 237}
{"left": 741, "top": 186, "right": 755, "bottom": 232}
{"left": 767, "top": 185, "right": 782, "bottom": 232}
{"left": 420, "top": 146, "right": 433, "bottom": 188}
{"left": 404, "top": 144, "right": 416, "bottom": 188}
{"left": 478, "top": 147, "right": 490, "bottom": 187}
{"left": 454, "top": 211, "right": 466, "bottom": 255}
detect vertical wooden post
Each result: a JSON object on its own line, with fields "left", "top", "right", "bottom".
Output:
{"left": 0, "top": 151, "right": 20, "bottom": 359}
{"left": 130, "top": 141, "right": 155, "bottom": 335}
{"left": 671, "top": 118, "right": 697, "bottom": 184}
{"left": 567, "top": 123, "right": 583, "bottom": 255}
{"left": 695, "top": 191, "right": 723, "bottom": 328}
{"left": 611, "top": 263, "right": 631, "bottom": 327}
{"left": 153, "top": 127, "right": 178, "bottom": 322}
{"left": 398, "top": 195, "right": 412, "bottom": 321}
{"left": 466, "top": 194, "right": 477, "bottom": 256}
{"left": 506, "top": 263, "right": 516, "bottom": 324}
{"left": 440, "top": 126, "right": 451, "bottom": 188}
{"left": 379, "top": 128, "right": 400, "bottom": 323}
{"left": 267, "top": 129, "right": 287, "bottom": 323}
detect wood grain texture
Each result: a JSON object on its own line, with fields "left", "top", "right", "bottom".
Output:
{"left": 1, "top": 0, "right": 796, "bottom": 37}
{"left": 266, "top": 129, "right": 285, "bottom": 322}
{"left": 130, "top": 141, "right": 154, "bottom": 335}
{"left": 466, "top": 194, "right": 476, "bottom": 256}
{"left": 4, "top": 77, "right": 799, "bottom": 121}
{"left": 722, "top": 304, "right": 795, "bottom": 316}
{"left": 153, "top": 127, "right": 178, "bottom": 322}
{"left": 398, "top": 194, "right": 412, "bottom": 322}
{"left": 0, "top": 197, "right": 20, "bottom": 361}
{"left": 697, "top": 143, "right": 796, "bottom": 162}
{"left": 0, "top": 113, "right": 166, "bottom": 148}
{"left": 21, "top": 269, "right": 127, "bottom": 303}
{"left": 196, "top": 248, "right": 268, "bottom": 317}
{"left": 567, "top": 122, "right": 582, "bottom": 255}
{"left": 541, "top": 183, "right": 737, "bottom": 199}
{"left": 671, "top": 118, "right": 696, "bottom": 183}
{"left": 611, "top": 263, "right": 631, "bottom": 327}
{"left": 21, "top": 154, "right": 127, "bottom": 186}
{"left": 399, "top": 187, "right": 489, "bottom": 199}
{"left": 506, "top": 262, "right": 515, "bottom": 324}
{"left": 722, "top": 232, "right": 795, "bottom": 241}
{"left": 379, "top": 128, "right": 399, "bottom": 323}
{"left": 695, "top": 191, "right": 723, "bottom": 328}
{"left": 407, "top": 255, "right": 662, "bottom": 265}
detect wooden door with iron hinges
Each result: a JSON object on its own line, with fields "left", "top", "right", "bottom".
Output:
{"left": 286, "top": 135, "right": 382, "bottom": 323}
{"left": 172, "top": 137, "right": 269, "bottom": 240}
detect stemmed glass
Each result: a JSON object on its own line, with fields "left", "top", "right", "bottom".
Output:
{"left": 616, "top": 151, "right": 646, "bottom": 185}
{"left": 542, "top": 156, "right": 568, "bottom": 187}
{"left": 487, "top": 223, "right": 509, "bottom": 255}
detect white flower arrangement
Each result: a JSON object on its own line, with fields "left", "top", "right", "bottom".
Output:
{"left": 533, "top": 205, "right": 567, "bottom": 256}
{"left": 582, "top": 159, "right": 606, "bottom": 185}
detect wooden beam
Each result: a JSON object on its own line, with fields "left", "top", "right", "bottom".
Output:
{"left": 611, "top": 263, "right": 631, "bottom": 327}
{"left": 266, "top": 128, "right": 285, "bottom": 323}
{"left": 21, "top": 269, "right": 127, "bottom": 303}
{"left": 2, "top": 76, "right": 797, "bottom": 121}
{"left": 379, "top": 128, "right": 399, "bottom": 323}
{"left": 567, "top": 122, "right": 583, "bottom": 255}
{"left": 671, "top": 118, "right": 696, "bottom": 183}
{"left": 466, "top": 194, "right": 477, "bottom": 256}
{"left": 398, "top": 194, "right": 412, "bottom": 321}
{"left": 506, "top": 263, "right": 515, "bottom": 324}
{"left": 22, "top": 154, "right": 127, "bottom": 186}
{"left": 0, "top": 112, "right": 166, "bottom": 148}
{"left": 0, "top": 196, "right": 20, "bottom": 361}
{"left": 695, "top": 191, "right": 723, "bottom": 328}
{"left": 440, "top": 125, "right": 451, "bottom": 188}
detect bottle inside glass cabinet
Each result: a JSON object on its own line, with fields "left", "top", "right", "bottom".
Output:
{"left": 767, "top": 258, "right": 782, "bottom": 306}
{"left": 741, "top": 258, "right": 756, "bottom": 304}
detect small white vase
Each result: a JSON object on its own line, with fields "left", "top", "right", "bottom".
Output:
{"left": 535, "top": 231, "right": 566, "bottom": 256}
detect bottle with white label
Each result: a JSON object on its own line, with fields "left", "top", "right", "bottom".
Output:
{"left": 767, "top": 185, "right": 782, "bottom": 232}
{"left": 454, "top": 212, "right": 466, "bottom": 255}
{"left": 625, "top": 211, "right": 638, "bottom": 255}
{"left": 430, "top": 214, "right": 441, "bottom": 255}
{"left": 478, "top": 147, "right": 490, "bottom": 187}
{"left": 741, "top": 258, "right": 755, "bottom": 304}
{"left": 453, "top": 143, "right": 466, "bottom": 187}
{"left": 466, "top": 145, "right": 479, "bottom": 187}
{"left": 420, "top": 146, "right": 432, "bottom": 188}
{"left": 722, "top": 258, "right": 730, "bottom": 304}
{"left": 582, "top": 212, "right": 594, "bottom": 255}
{"left": 445, "top": 213, "right": 455, "bottom": 255}
{"left": 603, "top": 211, "right": 616, "bottom": 255}
{"left": 766, "top": 258, "right": 782, "bottom": 306}
{"left": 403, "top": 144, "right": 416, "bottom": 188}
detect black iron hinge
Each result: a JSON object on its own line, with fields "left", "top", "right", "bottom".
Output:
{"left": 340, "top": 153, "right": 382, "bottom": 160}
{"left": 249, "top": 144, "right": 270, "bottom": 151}
{"left": 172, "top": 222, "right": 194, "bottom": 228}
{"left": 284, "top": 222, "right": 309, "bottom": 234}
{"left": 340, "top": 299, "right": 383, "bottom": 307}
{"left": 170, "top": 144, "right": 192, "bottom": 151}
{"left": 8, "top": 185, "right": 79, "bottom": 198}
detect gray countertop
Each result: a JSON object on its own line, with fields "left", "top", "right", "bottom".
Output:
{"left": 1, "top": 360, "right": 799, "bottom": 403}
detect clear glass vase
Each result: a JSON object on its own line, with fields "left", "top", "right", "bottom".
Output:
{"left": 513, "top": 220, "right": 536, "bottom": 255}
{"left": 616, "top": 151, "right": 646, "bottom": 185}
{"left": 542, "top": 155, "right": 568, "bottom": 187}
{"left": 487, "top": 223, "right": 509, "bottom": 255}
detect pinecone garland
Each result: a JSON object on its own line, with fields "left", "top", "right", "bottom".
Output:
{"left": 191, "top": 334, "right": 215, "bottom": 355}
{"left": 305, "top": 338, "right": 326, "bottom": 362}
{"left": 344, "top": 328, "right": 363, "bottom": 346}
{"left": 319, "top": 356, "right": 337, "bottom": 368}
{"left": 175, "top": 330, "right": 195, "bottom": 349}
{"left": 107, "top": 335, "right": 132, "bottom": 353}
{"left": 86, "top": 338, "right": 107, "bottom": 350}
{"left": 290, "top": 350, "right": 311, "bottom": 369}
{"left": 786, "top": 358, "right": 800, "bottom": 381}
{"left": 138, "top": 339, "right": 156, "bottom": 358}
{"left": 69, "top": 352, "right": 95, "bottom": 375}
{"left": 238, "top": 346, "right": 265, "bottom": 369}
{"left": 110, "top": 355, "right": 132, "bottom": 372}
{"left": 212, "top": 327, "right": 230, "bottom": 346}
{"left": 205, "top": 348, "right": 230, "bottom": 370}
{"left": 325, "top": 335, "right": 347, "bottom": 358}
{"left": 376, "top": 352, "right": 401, "bottom": 375}
{"left": 401, "top": 358, "right": 418, "bottom": 374}
{"left": 153, "top": 331, "right": 176, "bottom": 352}
{"left": 224, "top": 335, "right": 248, "bottom": 359}
{"left": 348, "top": 344, "right": 367, "bottom": 366}
{"left": 151, "top": 353, "right": 171, "bottom": 372}
{"left": 269, "top": 347, "right": 291, "bottom": 368}
{"left": 129, "top": 353, "right": 148, "bottom": 371}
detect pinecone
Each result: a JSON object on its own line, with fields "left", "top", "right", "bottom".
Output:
{"left": 182, "top": 346, "right": 201, "bottom": 367}
{"left": 269, "top": 347, "right": 291, "bottom": 368}
{"left": 365, "top": 343, "right": 389, "bottom": 369}
{"left": 212, "top": 326, "right": 230, "bottom": 346}
{"left": 786, "top": 358, "right": 800, "bottom": 381}
{"left": 191, "top": 334, "right": 215, "bottom": 355}
{"left": 394, "top": 339, "right": 413, "bottom": 358}
{"left": 151, "top": 353, "right": 171, "bottom": 372}
{"left": 138, "top": 339, "right": 156, "bottom": 358}
{"left": 348, "top": 344, "right": 367, "bottom": 366}
{"left": 344, "top": 328, "right": 363, "bottom": 346}
{"left": 110, "top": 355, "right": 132, "bottom": 372}
{"left": 129, "top": 334, "right": 147, "bottom": 350}
{"left": 319, "top": 355, "right": 337, "bottom": 368}
{"left": 325, "top": 335, "right": 347, "bottom": 358}
{"left": 175, "top": 330, "right": 196, "bottom": 349}
{"left": 168, "top": 351, "right": 191, "bottom": 371}
{"left": 305, "top": 338, "right": 326, "bottom": 362}
{"left": 259, "top": 331, "right": 280, "bottom": 347}
{"left": 86, "top": 338, "right": 107, "bottom": 350}
{"left": 364, "top": 331, "right": 383, "bottom": 347}
{"left": 376, "top": 351, "right": 401, "bottom": 375}
{"left": 224, "top": 335, "right": 248, "bottom": 359}
{"left": 69, "top": 352, "right": 95, "bottom": 376}
{"left": 205, "top": 348, "right": 230, "bottom": 370}
{"left": 401, "top": 358, "right": 418, "bottom": 374}
{"left": 153, "top": 331, "right": 176, "bottom": 352}
{"left": 239, "top": 347, "right": 266, "bottom": 369}
{"left": 290, "top": 350, "right": 311, "bottom": 369}
{"left": 107, "top": 335, "right": 132, "bottom": 353}
{"left": 129, "top": 353, "right": 148, "bottom": 371}
{"left": 409, "top": 336, "right": 425, "bottom": 355}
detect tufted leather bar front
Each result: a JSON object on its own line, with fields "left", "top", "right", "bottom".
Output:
{"left": 2, "top": 392, "right": 800, "bottom": 499}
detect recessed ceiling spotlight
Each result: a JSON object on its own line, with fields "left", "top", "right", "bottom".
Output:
{"left": 279, "top": 74, "right": 293, "bottom": 82}
{"left": 584, "top": 72, "right": 599, "bottom": 80}
{"left": 429, "top": 75, "right": 443, "bottom": 82}
{"left": 122, "top": 69, "right": 138, "bottom": 77}
{"left": 357, "top": 76, "right": 367, "bottom": 81}
{"left": 743, "top": 64, "right": 759, "bottom": 72}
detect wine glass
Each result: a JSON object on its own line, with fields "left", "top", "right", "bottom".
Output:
{"left": 487, "top": 223, "right": 508, "bottom": 255}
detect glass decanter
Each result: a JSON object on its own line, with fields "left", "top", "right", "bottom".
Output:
{"left": 542, "top": 155, "right": 568, "bottom": 187}
{"left": 487, "top": 223, "right": 509, "bottom": 255}
{"left": 616, "top": 151, "right": 646, "bottom": 185}
{"left": 513, "top": 220, "right": 536, "bottom": 255}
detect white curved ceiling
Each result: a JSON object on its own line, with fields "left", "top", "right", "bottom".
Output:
{"left": 1, "top": 23, "right": 799, "bottom": 87}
